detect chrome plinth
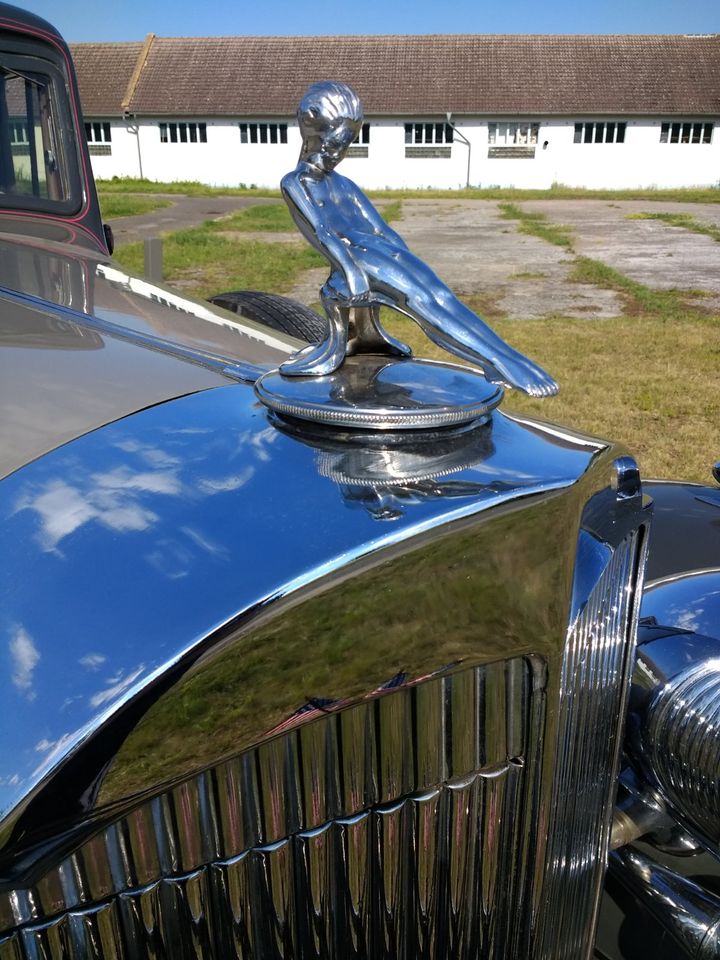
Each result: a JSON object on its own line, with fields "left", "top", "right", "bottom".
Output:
{"left": 255, "top": 355, "right": 504, "bottom": 430}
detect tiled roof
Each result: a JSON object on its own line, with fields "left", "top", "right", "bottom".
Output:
{"left": 70, "top": 41, "right": 143, "bottom": 115}
{"left": 70, "top": 34, "right": 720, "bottom": 118}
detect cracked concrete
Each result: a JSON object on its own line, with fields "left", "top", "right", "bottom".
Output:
{"left": 317, "top": 198, "right": 719, "bottom": 317}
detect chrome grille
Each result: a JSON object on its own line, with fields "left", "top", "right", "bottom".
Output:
{"left": 536, "top": 530, "right": 643, "bottom": 959}
{"left": 0, "top": 503, "right": 647, "bottom": 960}
{"left": 0, "top": 657, "right": 544, "bottom": 959}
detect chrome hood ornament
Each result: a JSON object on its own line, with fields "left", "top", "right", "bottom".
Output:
{"left": 256, "top": 80, "right": 558, "bottom": 429}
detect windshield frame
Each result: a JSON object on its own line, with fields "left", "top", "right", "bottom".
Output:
{"left": 0, "top": 33, "right": 84, "bottom": 217}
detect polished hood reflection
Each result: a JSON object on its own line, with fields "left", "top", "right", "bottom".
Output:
{"left": 276, "top": 417, "right": 514, "bottom": 520}
{"left": 0, "top": 384, "right": 602, "bottom": 843}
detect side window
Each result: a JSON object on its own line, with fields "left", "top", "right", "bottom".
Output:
{"left": 0, "top": 68, "right": 64, "bottom": 201}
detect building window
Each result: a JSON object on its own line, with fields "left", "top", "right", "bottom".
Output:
{"left": 488, "top": 122, "right": 539, "bottom": 146}
{"left": 573, "top": 121, "right": 626, "bottom": 144}
{"left": 84, "top": 121, "right": 112, "bottom": 156}
{"left": 404, "top": 122, "right": 454, "bottom": 145}
{"left": 159, "top": 122, "right": 207, "bottom": 144}
{"left": 84, "top": 121, "right": 112, "bottom": 144}
{"left": 660, "top": 121, "right": 713, "bottom": 144}
{"left": 353, "top": 123, "right": 370, "bottom": 145}
{"left": 239, "top": 122, "right": 288, "bottom": 144}
{"left": 346, "top": 123, "right": 371, "bottom": 158}
{"left": 9, "top": 120, "right": 28, "bottom": 145}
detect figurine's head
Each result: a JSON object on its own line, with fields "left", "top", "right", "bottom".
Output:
{"left": 297, "top": 81, "right": 363, "bottom": 172}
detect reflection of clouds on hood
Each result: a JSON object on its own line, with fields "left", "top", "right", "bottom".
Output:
{"left": 113, "top": 440, "right": 180, "bottom": 469}
{"left": 670, "top": 605, "right": 704, "bottom": 632}
{"left": 235, "top": 426, "right": 278, "bottom": 464}
{"left": 181, "top": 526, "right": 227, "bottom": 558}
{"left": 0, "top": 773, "right": 20, "bottom": 787}
{"left": 146, "top": 538, "right": 194, "bottom": 580}
{"left": 15, "top": 465, "right": 181, "bottom": 552}
{"left": 90, "top": 665, "right": 145, "bottom": 708}
{"left": 198, "top": 467, "right": 254, "bottom": 494}
{"left": 93, "top": 466, "right": 180, "bottom": 496}
{"left": 9, "top": 626, "right": 40, "bottom": 699}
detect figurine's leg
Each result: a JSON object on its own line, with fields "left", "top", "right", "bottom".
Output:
{"left": 357, "top": 246, "right": 558, "bottom": 397}
{"left": 403, "top": 294, "right": 559, "bottom": 398}
{"left": 279, "top": 298, "right": 348, "bottom": 377}
{"left": 346, "top": 305, "right": 412, "bottom": 358}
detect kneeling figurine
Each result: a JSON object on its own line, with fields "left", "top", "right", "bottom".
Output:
{"left": 279, "top": 80, "right": 558, "bottom": 399}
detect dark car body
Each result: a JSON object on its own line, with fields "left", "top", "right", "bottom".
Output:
{"left": 1, "top": 5, "right": 719, "bottom": 958}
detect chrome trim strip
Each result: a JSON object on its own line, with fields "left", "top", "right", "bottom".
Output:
{"left": 536, "top": 524, "right": 648, "bottom": 959}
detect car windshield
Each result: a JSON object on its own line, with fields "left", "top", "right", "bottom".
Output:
{"left": 0, "top": 49, "right": 77, "bottom": 213}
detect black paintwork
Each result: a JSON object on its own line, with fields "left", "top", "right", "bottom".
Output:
{"left": 595, "top": 478, "right": 720, "bottom": 959}
{"left": 644, "top": 480, "right": 720, "bottom": 582}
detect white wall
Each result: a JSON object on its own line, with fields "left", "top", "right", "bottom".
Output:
{"left": 88, "top": 121, "right": 142, "bottom": 180}
{"left": 88, "top": 116, "right": 720, "bottom": 190}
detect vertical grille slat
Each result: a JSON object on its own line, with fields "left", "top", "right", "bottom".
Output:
{"left": 536, "top": 532, "right": 641, "bottom": 959}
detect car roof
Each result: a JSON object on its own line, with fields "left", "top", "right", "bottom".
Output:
{"left": 0, "top": 2, "right": 62, "bottom": 39}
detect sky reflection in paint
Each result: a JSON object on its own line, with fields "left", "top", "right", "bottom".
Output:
{"left": 0, "top": 383, "right": 595, "bottom": 820}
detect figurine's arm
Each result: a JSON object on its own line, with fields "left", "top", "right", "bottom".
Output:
{"left": 348, "top": 183, "right": 408, "bottom": 248}
{"left": 281, "top": 173, "right": 370, "bottom": 299}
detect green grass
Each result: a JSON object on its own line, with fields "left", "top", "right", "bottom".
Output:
{"left": 380, "top": 301, "right": 719, "bottom": 483}
{"left": 97, "top": 177, "right": 280, "bottom": 197}
{"left": 625, "top": 211, "right": 720, "bottom": 243}
{"left": 111, "top": 197, "right": 404, "bottom": 297}
{"left": 569, "top": 257, "right": 712, "bottom": 318}
{"left": 114, "top": 226, "right": 324, "bottom": 300}
{"left": 207, "top": 199, "right": 402, "bottom": 234}
{"left": 381, "top": 199, "right": 403, "bottom": 222}
{"left": 98, "top": 194, "right": 172, "bottom": 219}
{"left": 97, "top": 177, "right": 720, "bottom": 204}
{"left": 207, "top": 202, "right": 292, "bottom": 232}
{"left": 499, "top": 203, "right": 574, "bottom": 248}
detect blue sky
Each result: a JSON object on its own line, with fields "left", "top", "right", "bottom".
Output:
{"left": 22, "top": 0, "right": 720, "bottom": 42}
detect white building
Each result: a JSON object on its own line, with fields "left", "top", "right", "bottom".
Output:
{"left": 71, "top": 33, "right": 720, "bottom": 191}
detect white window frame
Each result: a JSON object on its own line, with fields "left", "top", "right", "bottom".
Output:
{"left": 488, "top": 122, "right": 539, "bottom": 146}
{"left": 84, "top": 121, "right": 112, "bottom": 144}
{"left": 404, "top": 122, "right": 454, "bottom": 146}
{"left": 660, "top": 121, "right": 713, "bottom": 144}
{"left": 573, "top": 121, "right": 626, "bottom": 144}
{"left": 239, "top": 122, "right": 288, "bottom": 145}
{"left": 159, "top": 122, "right": 207, "bottom": 144}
